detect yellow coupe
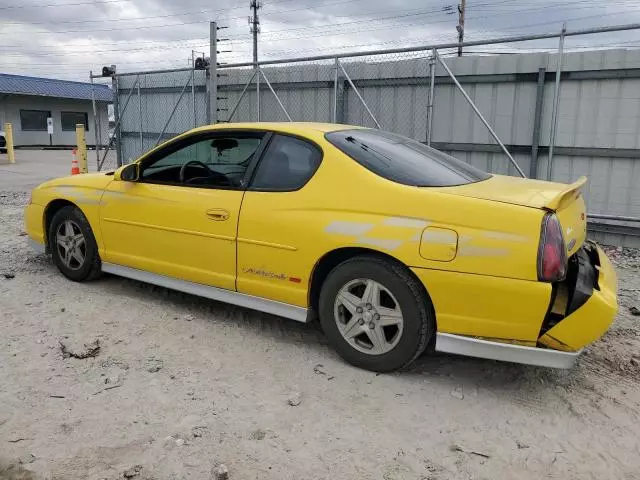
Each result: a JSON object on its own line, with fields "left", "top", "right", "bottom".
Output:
{"left": 25, "top": 123, "right": 618, "bottom": 372}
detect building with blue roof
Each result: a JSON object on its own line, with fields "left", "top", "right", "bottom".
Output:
{"left": 0, "top": 73, "right": 112, "bottom": 147}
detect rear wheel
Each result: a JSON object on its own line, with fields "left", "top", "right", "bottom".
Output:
{"left": 319, "top": 256, "right": 434, "bottom": 372}
{"left": 48, "top": 206, "right": 101, "bottom": 282}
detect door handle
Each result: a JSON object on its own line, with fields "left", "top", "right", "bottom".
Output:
{"left": 206, "top": 209, "right": 230, "bottom": 221}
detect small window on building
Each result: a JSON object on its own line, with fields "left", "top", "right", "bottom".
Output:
{"left": 250, "top": 135, "right": 322, "bottom": 191}
{"left": 20, "top": 110, "right": 50, "bottom": 131}
{"left": 61, "top": 112, "right": 89, "bottom": 131}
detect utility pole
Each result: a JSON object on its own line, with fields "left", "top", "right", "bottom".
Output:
{"left": 457, "top": 0, "right": 466, "bottom": 57}
{"left": 249, "top": 0, "right": 261, "bottom": 66}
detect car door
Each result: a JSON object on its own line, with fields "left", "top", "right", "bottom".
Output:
{"left": 100, "top": 130, "right": 268, "bottom": 290}
{"left": 237, "top": 133, "right": 323, "bottom": 307}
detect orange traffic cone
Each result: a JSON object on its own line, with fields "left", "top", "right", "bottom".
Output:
{"left": 71, "top": 149, "right": 80, "bottom": 175}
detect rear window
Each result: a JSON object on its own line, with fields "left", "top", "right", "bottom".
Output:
{"left": 325, "top": 129, "right": 491, "bottom": 187}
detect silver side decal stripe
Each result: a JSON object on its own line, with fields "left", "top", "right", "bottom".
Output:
{"left": 101, "top": 263, "right": 308, "bottom": 323}
{"left": 435, "top": 332, "right": 581, "bottom": 369}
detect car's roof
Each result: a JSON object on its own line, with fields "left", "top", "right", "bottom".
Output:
{"left": 191, "top": 122, "right": 363, "bottom": 135}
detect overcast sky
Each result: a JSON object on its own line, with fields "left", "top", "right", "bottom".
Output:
{"left": 2, "top": 0, "right": 640, "bottom": 81}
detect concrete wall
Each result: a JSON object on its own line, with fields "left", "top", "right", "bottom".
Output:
{"left": 0, "top": 94, "right": 110, "bottom": 147}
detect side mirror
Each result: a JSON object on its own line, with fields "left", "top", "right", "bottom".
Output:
{"left": 116, "top": 163, "right": 139, "bottom": 182}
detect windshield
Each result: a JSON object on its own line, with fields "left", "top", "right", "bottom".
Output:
{"left": 325, "top": 129, "right": 491, "bottom": 187}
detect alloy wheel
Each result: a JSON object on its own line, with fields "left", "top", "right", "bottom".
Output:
{"left": 55, "top": 220, "right": 86, "bottom": 271}
{"left": 333, "top": 278, "right": 404, "bottom": 355}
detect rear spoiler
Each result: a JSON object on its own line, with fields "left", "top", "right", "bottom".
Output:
{"left": 544, "top": 176, "right": 587, "bottom": 211}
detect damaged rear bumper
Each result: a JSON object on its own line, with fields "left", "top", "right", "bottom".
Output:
{"left": 538, "top": 242, "right": 618, "bottom": 351}
{"left": 435, "top": 242, "right": 617, "bottom": 369}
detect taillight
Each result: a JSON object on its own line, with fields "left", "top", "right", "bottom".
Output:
{"left": 538, "top": 213, "right": 567, "bottom": 282}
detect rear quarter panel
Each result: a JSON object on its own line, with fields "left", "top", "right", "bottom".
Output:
{"left": 238, "top": 130, "right": 547, "bottom": 318}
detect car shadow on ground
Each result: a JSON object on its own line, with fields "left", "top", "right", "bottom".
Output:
{"left": 92, "top": 272, "right": 579, "bottom": 394}
{"left": 22, "top": 259, "right": 601, "bottom": 400}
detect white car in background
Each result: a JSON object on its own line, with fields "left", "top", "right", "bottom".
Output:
{"left": 0, "top": 130, "right": 6, "bottom": 154}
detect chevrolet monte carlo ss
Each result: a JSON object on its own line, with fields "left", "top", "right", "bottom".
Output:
{"left": 25, "top": 123, "right": 618, "bottom": 372}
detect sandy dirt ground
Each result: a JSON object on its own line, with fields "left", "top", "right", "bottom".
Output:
{"left": 1, "top": 152, "right": 639, "bottom": 480}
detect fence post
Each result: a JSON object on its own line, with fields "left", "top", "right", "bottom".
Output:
{"left": 205, "top": 68, "right": 211, "bottom": 125}
{"left": 4, "top": 123, "right": 15, "bottom": 164}
{"left": 209, "top": 21, "right": 218, "bottom": 125}
{"left": 89, "top": 71, "right": 101, "bottom": 167}
{"left": 547, "top": 23, "right": 566, "bottom": 180}
{"left": 138, "top": 78, "right": 143, "bottom": 156}
{"left": 333, "top": 58, "right": 346, "bottom": 124}
{"left": 191, "top": 51, "right": 197, "bottom": 128}
{"left": 530, "top": 67, "right": 546, "bottom": 178}
{"left": 256, "top": 65, "right": 261, "bottom": 121}
{"left": 99, "top": 73, "right": 139, "bottom": 171}
{"left": 426, "top": 49, "right": 436, "bottom": 145}
{"left": 111, "top": 66, "right": 123, "bottom": 167}
{"left": 76, "top": 124, "right": 88, "bottom": 173}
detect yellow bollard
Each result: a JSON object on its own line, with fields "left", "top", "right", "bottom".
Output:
{"left": 4, "top": 123, "right": 15, "bottom": 164}
{"left": 75, "top": 124, "right": 88, "bottom": 173}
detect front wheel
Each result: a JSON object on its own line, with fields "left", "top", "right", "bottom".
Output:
{"left": 48, "top": 206, "right": 101, "bottom": 282}
{"left": 319, "top": 256, "right": 435, "bottom": 372}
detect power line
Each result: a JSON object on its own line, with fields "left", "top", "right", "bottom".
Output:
{"left": 0, "top": 0, "right": 403, "bottom": 34}
{"left": 470, "top": 0, "right": 640, "bottom": 8}
{"left": 255, "top": 4, "right": 640, "bottom": 43}
{"left": 227, "top": 7, "right": 452, "bottom": 40}
{"left": 2, "top": 1, "right": 459, "bottom": 38}
{"left": 467, "top": 9, "right": 640, "bottom": 36}
{"left": 6, "top": 0, "right": 640, "bottom": 76}
{"left": 0, "top": 0, "right": 294, "bottom": 10}
{"left": 6, "top": 5, "right": 632, "bottom": 63}
{"left": 0, "top": 36, "right": 210, "bottom": 50}
{"left": 0, "top": 0, "right": 129, "bottom": 9}
{"left": 0, "top": 10, "right": 418, "bottom": 39}
{"left": 0, "top": 42, "right": 215, "bottom": 57}
{"left": 0, "top": 0, "right": 328, "bottom": 25}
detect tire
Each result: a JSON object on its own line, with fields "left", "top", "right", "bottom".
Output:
{"left": 319, "top": 255, "right": 435, "bottom": 372}
{"left": 0, "top": 149, "right": 6, "bottom": 154}
{"left": 48, "top": 206, "right": 101, "bottom": 282}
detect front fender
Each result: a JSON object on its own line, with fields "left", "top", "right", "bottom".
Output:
{"left": 30, "top": 181, "right": 111, "bottom": 256}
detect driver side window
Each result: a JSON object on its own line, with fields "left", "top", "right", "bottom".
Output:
{"left": 140, "top": 134, "right": 263, "bottom": 189}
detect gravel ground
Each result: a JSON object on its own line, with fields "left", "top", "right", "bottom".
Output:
{"left": 1, "top": 153, "right": 639, "bottom": 480}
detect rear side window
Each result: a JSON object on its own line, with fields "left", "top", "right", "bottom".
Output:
{"left": 325, "top": 129, "right": 491, "bottom": 187}
{"left": 250, "top": 134, "right": 322, "bottom": 191}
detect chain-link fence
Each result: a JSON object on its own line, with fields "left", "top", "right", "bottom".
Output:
{"left": 97, "top": 22, "right": 640, "bottom": 244}
{"left": 94, "top": 66, "right": 209, "bottom": 171}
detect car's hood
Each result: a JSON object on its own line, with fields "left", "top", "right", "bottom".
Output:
{"left": 438, "top": 174, "right": 584, "bottom": 210}
{"left": 38, "top": 172, "right": 114, "bottom": 191}
{"left": 31, "top": 173, "right": 114, "bottom": 207}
